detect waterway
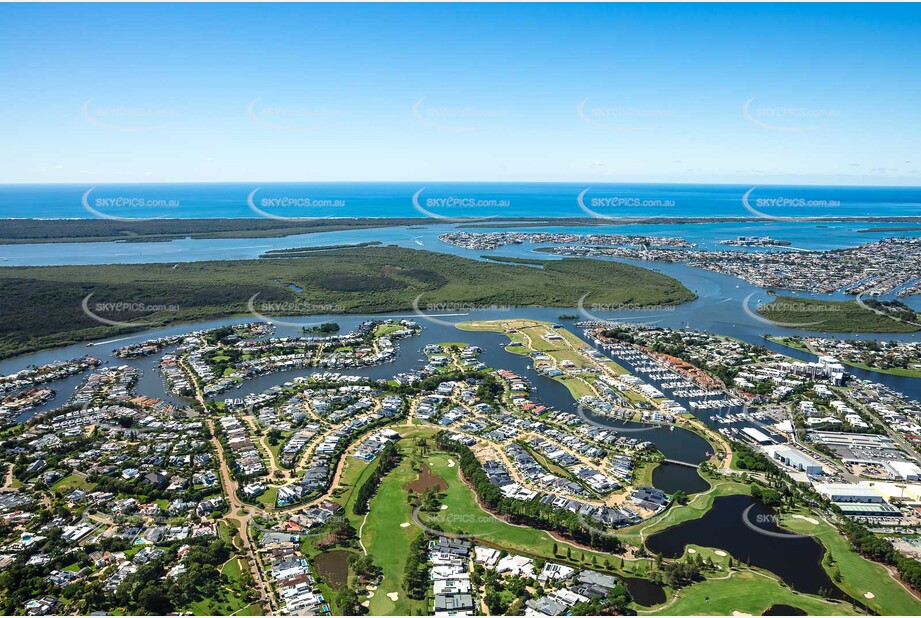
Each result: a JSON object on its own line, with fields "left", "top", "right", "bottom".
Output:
{"left": 646, "top": 494, "right": 847, "bottom": 601}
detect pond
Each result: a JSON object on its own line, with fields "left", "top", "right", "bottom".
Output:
{"left": 645, "top": 494, "right": 846, "bottom": 600}
{"left": 403, "top": 462, "right": 448, "bottom": 493}
{"left": 314, "top": 549, "right": 352, "bottom": 589}
{"left": 622, "top": 576, "right": 667, "bottom": 607}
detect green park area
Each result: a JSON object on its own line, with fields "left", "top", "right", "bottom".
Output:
{"left": 758, "top": 296, "right": 918, "bottom": 333}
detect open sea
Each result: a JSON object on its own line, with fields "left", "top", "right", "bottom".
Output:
{"left": 0, "top": 182, "right": 919, "bottom": 220}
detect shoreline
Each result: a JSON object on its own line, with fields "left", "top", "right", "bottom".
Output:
{"left": 2, "top": 215, "right": 921, "bottom": 245}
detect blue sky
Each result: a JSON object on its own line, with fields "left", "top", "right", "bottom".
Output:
{"left": 0, "top": 3, "right": 918, "bottom": 185}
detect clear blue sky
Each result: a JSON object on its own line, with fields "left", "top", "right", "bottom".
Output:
{"left": 0, "top": 3, "right": 918, "bottom": 185}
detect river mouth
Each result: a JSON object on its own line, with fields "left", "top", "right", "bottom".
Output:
{"left": 646, "top": 494, "right": 846, "bottom": 600}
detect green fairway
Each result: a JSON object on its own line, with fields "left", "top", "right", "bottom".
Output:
{"left": 781, "top": 513, "right": 921, "bottom": 615}
{"left": 360, "top": 438, "right": 429, "bottom": 616}
{"left": 644, "top": 570, "right": 861, "bottom": 616}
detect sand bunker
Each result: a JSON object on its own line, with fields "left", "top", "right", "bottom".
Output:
{"left": 714, "top": 550, "right": 727, "bottom": 557}
{"left": 732, "top": 612, "right": 752, "bottom": 616}
{"left": 440, "top": 504, "right": 449, "bottom": 510}
{"left": 387, "top": 592, "right": 399, "bottom": 601}
{"left": 864, "top": 592, "right": 875, "bottom": 599}
{"left": 361, "top": 601, "right": 370, "bottom": 608}
{"left": 687, "top": 548, "right": 697, "bottom": 554}
{"left": 447, "top": 459, "right": 456, "bottom": 467}
{"left": 400, "top": 522, "right": 411, "bottom": 528}
{"left": 792, "top": 514, "right": 820, "bottom": 525}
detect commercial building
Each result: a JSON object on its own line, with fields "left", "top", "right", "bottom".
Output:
{"left": 767, "top": 445, "right": 824, "bottom": 476}
{"left": 814, "top": 483, "right": 884, "bottom": 503}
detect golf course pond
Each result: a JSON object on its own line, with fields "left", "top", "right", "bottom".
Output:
{"left": 314, "top": 550, "right": 352, "bottom": 589}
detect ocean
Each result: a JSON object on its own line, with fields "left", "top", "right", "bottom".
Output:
{"left": 0, "top": 182, "right": 919, "bottom": 220}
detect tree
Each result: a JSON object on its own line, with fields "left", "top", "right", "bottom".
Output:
{"left": 336, "top": 589, "right": 363, "bottom": 615}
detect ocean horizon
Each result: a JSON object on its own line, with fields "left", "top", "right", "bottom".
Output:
{"left": 1, "top": 182, "right": 920, "bottom": 220}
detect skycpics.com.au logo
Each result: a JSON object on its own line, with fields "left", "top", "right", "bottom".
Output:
{"left": 742, "top": 97, "right": 840, "bottom": 132}
{"left": 741, "top": 293, "right": 840, "bottom": 329}
{"left": 576, "top": 188, "right": 675, "bottom": 220}
{"left": 82, "top": 187, "right": 179, "bottom": 221}
{"left": 411, "top": 98, "right": 509, "bottom": 133}
{"left": 575, "top": 403, "right": 661, "bottom": 435}
{"left": 742, "top": 187, "right": 841, "bottom": 220}
{"left": 82, "top": 99, "right": 179, "bottom": 132}
{"left": 247, "top": 294, "right": 345, "bottom": 329}
{"left": 577, "top": 98, "right": 673, "bottom": 132}
{"left": 411, "top": 505, "right": 500, "bottom": 540}
{"left": 577, "top": 293, "right": 673, "bottom": 327}
{"left": 411, "top": 188, "right": 509, "bottom": 222}
{"left": 411, "top": 293, "right": 510, "bottom": 327}
{"left": 247, "top": 188, "right": 345, "bottom": 221}
{"left": 81, "top": 293, "right": 180, "bottom": 328}
{"left": 741, "top": 505, "right": 816, "bottom": 540}
{"left": 247, "top": 97, "right": 345, "bottom": 133}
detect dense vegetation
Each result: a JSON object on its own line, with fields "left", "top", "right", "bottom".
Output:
{"left": 757, "top": 296, "right": 919, "bottom": 333}
{"left": 353, "top": 441, "right": 402, "bottom": 515}
{"left": 435, "top": 431, "right": 622, "bottom": 553}
{"left": 302, "top": 322, "right": 340, "bottom": 334}
{"left": 649, "top": 554, "right": 705, "bottom": 588}
{"left": 0, "top": 246, "right": 694, "bottom": 359}
{"left": 0, "top": 218, "right": 418, "bottom": 244}
{"left": 731, "top": 441, "right": 779, "bottom": 473}
{"left": 863, "top": 299, "right": 921, "bottom": 325}
{"left": 402, "top": 532, "right": 431, "bottom": 600}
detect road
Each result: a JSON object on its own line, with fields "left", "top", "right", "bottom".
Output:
{"left": 181, "top": 357, "right": 277, "bottom": 615}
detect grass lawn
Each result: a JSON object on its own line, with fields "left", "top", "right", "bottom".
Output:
{"left": 556, "top": 374, "right": 596, "bottom": 400}
{"left": 233, "top": 603, "right": 264, "bottom": 616}
{"left": 222, "top": 557, "right": 245, "bottom": 582}
{"left": 186, "top": 593, "right": 249, "bottom": 616}
{"left": 781, "top": 513, "right": 921, "bottom": 615}
{"left": 255, "top": 486, "right": 278, "bottom": 509}
{"left": 375, "top": 322, "right": 407, "bottom": 337}
{"left": 51, "top": 474, "right": 95, "bottom": 493}
{"left": 644, "top": 570, "right": 861, "bottom": 616}
{"left": 332, "top": 451, "right": 376, "bottom": 528}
